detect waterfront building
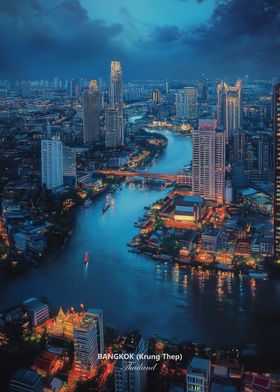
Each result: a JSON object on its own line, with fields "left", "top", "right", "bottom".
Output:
{"left": 87, "top": 308, "right": 104, "bottom": 355}
{"left": 109, "top": 61, "right": 123, "bottom": 108}
{"left": 114, "top": 333, "right": 148, "bottom": 392}
{"left": 274, "top": 83, "right": 280, "bottom": 262}
{"left": 174, "top": 195, "right": 204, "bottom": 223}
{"left": 23, "top": 298, "right": 49, "bottom": 327}
{"left": 176, "top": 87, "right": 197, "bottom": 121}
{"left": 63, "top": 146, "right": 77, "bottom": 188}
{"left": 82, "top": 80, "right": 101, "bottom": 144}
{"left": 73, "top": 312, "right": 99, "bottom": 375}
{"left": 217, "top": 81, "right": 242, "bottom": 143}
{"left": 192, "top": 119, "right": 225, "bottom": 204}
{"left": 186, "top": 357, "right": 211, "bottom": 392}
{"left": 9, "top": 369, "right": 44, "bottom": 392}
{"left": 105, "top": 107, "right": 124, "bottom": 148}
{"left": 41, "top": 124, "right": 63, "bottom": 190}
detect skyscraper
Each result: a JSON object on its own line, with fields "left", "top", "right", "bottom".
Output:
{"left": 105, "top": 107, "right": 124, "bottom": 148}
{"left": 105, "top": 61, "right": 125, "bottom": 148}
{"left": 217, "top": 81, "right": 242, "bottom": 143}
{"left": 87, "top": 309, "right": 104, "bottom": 355}
{"left": 175, "top": 87, "right": 197, "bottom": 122}
{"left": 41, "top": 124, "right": 63, "bottom": 190}
{"left": 73, "top": 312, "right": 99, "bottom": 375}
{"left": 192, "top": 119, "right": 225, "bottom": 204}
{"left": 63, "top": 146, "right": 77, "bottom": 188}
{"left": 82, "top": 80, "right": 100, "bottom": 144}
{"left": 109, "top": 61, "right": 123, "bottom": 108}
{"left": 114, "top": 333, "right": 148, "bottom": 392}
{"left": 274, "top": 83, "right": 280, "bottom": 262}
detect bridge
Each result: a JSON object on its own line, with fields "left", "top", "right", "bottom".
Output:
{"left": 96, "top": 170, "right": 177, "bottom": 181}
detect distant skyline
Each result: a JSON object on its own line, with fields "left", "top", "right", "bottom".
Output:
{"left": 0, "top": 0, "right": 279, "bottom": 80}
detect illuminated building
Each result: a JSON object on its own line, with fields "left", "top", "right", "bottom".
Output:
{"left": 63, "top": 146, "right": 77, "bottom": 188}
{"left": 82, "top": 80, "right": 100, "bottom": 144}
{"left": 48, "top": 307, "right": 83, "bottom": 340}
{"left": 274, "top": 83, "right": 280, "bottom": 262}
{"left": 73, "top": 312, "right": 99, "bottom": 374}
{"left": 87, "top": 308, "right": 104, "bottom": 355}
{"left": 41, "top": 123, "right": 63, "bottom": 190}
{"left": 217, "top": 80, "right": 242, "bottom": 143}
{"left": 109, "top": 61, "right": 123, "bottom": 108}
{"left": 105, "top": 107, "right": 124, "bottom": 148}
{"left": 192, "top": 119, "right": 225, "bottom": 204}
{"left": 114, "top": 333, "right": 148, "bottom": 392}
{"left": 152, "top": 89, "right": 161, "bottom": 103}
{"left": 23, "top": 298, "right": 49, "bottom": 327}
{"left": 176, "top": 87, "right": 197, "bottom": 121}
{"left": 186, "top": 357, "right": 211, "bottom": 392}
{"left": 231, "top": 128, "right": 247, "bottom": 188}
{"left": 9, "top": 369, "right": 43, "bottom": 392}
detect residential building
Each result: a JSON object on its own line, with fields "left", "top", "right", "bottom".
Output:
{"left": 186, "top": 357, "right": 211, "bottom": 392}
{"left": 63, "top": 146, "right": 77, "bottom": 187}
{"left": 114, "top": 333, "right": 148, "bottom": 392}
{"left": 176, "top": 87, "right": 197, "bottom": 121}
{"left": 192, "top": 119, "right": 225, "bottom": 203}
{"left": 274, "top": 83, "right": 280, "bottom": 262}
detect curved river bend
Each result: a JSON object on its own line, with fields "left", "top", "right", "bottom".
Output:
{"left": 1, "top": 124, "right": 280, "bottom": 356}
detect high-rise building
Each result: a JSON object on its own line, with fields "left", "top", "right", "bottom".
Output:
{"left": 20, "top": 80, "right": 30, "bottom": 98}
{"left": 114, "top": 333, "right": 148, "bottom": 392}
{"left": 87, "top": 308, "right": 104, "bottom": 355}
{"left": 73, "top": 312, "right": 99, "bottom": 375}
{"left": 152, "top": 89, "right": 161, "bottom": 103}
{"left": 217, "top": 81, "right": 242, "bottom": 143}
{"left": 41, "top": 124, "right": 63, "bottom": 190}
{"left": 175, "top": 87, "right": 197, "bottom": 121}
{"left": 105, "top": 107, "right": 124, "bottom": 148}
{"left": 186, "top": 357, "right": 211, "bottom": 392}
{"left": 9, "top": 369, "right": 44, "bottom": 392}
{"left": 201, "top": 73, "right": 208, "bottom": 102}
{"left": 63, "top": 146, "right": 77, "bottom": 188}
{"left": 109, "top": 61, "right": 123, "bottom": 108}
{"left": 82, "top": 80, "right": 100, "bottom": 144}
{"left": 274, "top": 83, "right": 280, "bottom": 262}
{"left": 231, "top": 128, "right": 247, "bottom": 188}
{"left": 192, "top": 119, "right": 225, "bottom": 204}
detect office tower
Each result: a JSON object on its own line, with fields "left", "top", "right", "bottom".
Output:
{"left": 20, "top": 80, "right": 30, "bottom": 98}
{"left": 41, "top": 124, "right": 63, "bottom": 190}
{"left": 201, "top": 73, "right": 208, "bottom": 102}
{"left": 165, "top": 79, "right": 169, "bottom": 94}
{"left": 114, "top": 333, "right": 148, "bottom": 392}
{"left": 109, "top": 61, "right": 123, "bottom": 108}
{"left": 192, "top": 119, "right": 225, "bottom": 203}
{"left": 186, "top": 358, "right": 211, "bottom": 392}
{"left": 87, "top": 309, "right": 104, "bottom": 355}
{"left": 69, "top": 78, "right": 74, "bottom": 97}
{"left": 63, "top": 146, "right": 77, "bottom": 187}
{"left": 231, "top": 128, "right": 247, "bottom": 188}
{"left": 82, "top": 80, "right": 100, "bottom": 144}
{"left": 105, "top": 107, "right": 124, "bottom": 148}
{"left": 152, "top": 89, "right": 161, "bottom": 103}
{"left": 73, "top": 312, "right": 99, "bottom": 374}
{"left": 217, "top": 81, "right": 242, "bottom": 143}
{"left": 9, "top": 369, "right": 44, "bottom": 392}
{"left": 175, "top": 87, "right": 197, "bottom": 121}
{"left": 274, "top": 83, "right": 280, "bottom": 262}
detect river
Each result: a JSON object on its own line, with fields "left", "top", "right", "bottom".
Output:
{"left": 1, "top": 120, "right": 280, "bottom": 364}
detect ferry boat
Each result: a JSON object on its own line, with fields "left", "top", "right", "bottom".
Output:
{"left": 84, "top": 251, "right": 89, "bottom": 265}
{"left": 248, "top": 270, "right": 268, "bottom": 280}
{"left": 83, "top": 199, "right": 92, "bottom": 208}
{"left": 102, "top": 195, "right": 112, "bottom": 214}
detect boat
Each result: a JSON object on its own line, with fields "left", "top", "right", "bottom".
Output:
{"left": 83, "top": 199, "right": 92, "bottom": 208}
{"left": 84, "top": 251, "right": 89, "bottom": 264}
{"left": 103, "top": 194, "right": 113, "bottom": 213}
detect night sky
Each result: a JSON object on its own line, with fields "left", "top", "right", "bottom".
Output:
{"left": 0, "top": 0, "right": 279, "bottom": 80}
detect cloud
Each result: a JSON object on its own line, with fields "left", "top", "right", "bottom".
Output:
{"left": 0, "top": 0, "right": 123, "bottom": 78}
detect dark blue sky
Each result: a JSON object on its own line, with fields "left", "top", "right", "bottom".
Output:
{"left": 0, "top": 0, "right": 279, "bottom": 80}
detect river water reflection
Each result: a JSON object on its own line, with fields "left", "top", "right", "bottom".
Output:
{"left": 1, "top": 125, "right": 280, "bottom": 355}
